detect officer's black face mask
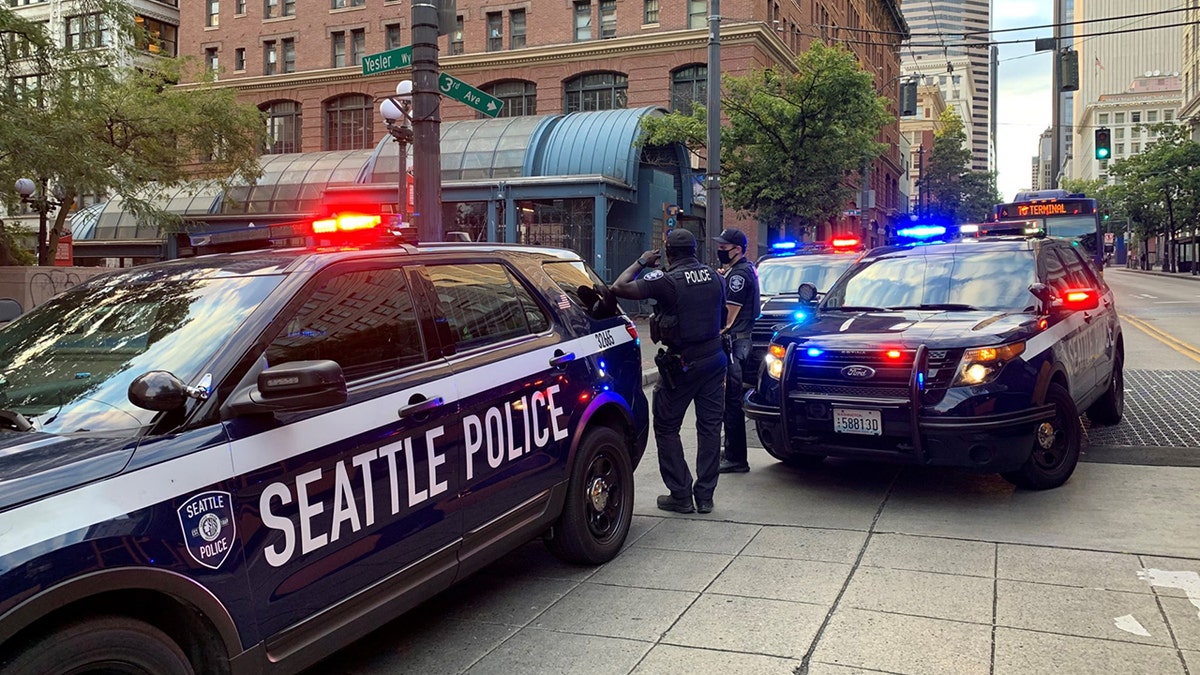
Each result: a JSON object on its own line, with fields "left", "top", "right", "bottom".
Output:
{"left": 717, "top": 248, "right": 733, "bottom": 265}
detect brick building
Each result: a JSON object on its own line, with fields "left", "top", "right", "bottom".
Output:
{"left": 178, "top": 0, "right": 907, "bottom": 256}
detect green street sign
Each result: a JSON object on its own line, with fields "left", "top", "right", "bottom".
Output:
{"left": 361, "top": 46, "right": 413, "bottom": 76}
{"left": 438, "top": 72, "right": 504, "bottom": 118}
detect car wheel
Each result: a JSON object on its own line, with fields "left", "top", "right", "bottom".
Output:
{"left": 1003, "top": 383, "right": 1081, "bottom": 490}
{"left": 545, "top": 426, "right": 633, "bottom": 565}
{"left": 1086, "top": 352, "right": 1124, "bottom": 425}
{"left": 2, "top": 615, "right": 195, "bottom": 675}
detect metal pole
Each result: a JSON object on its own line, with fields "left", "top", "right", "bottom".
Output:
{"left": 412, "top": 0, "right": 443, "bottom": 243}
{"left": 37, "top": 178, "right": 48, "bottom": 265}
{"left": 918, "top": 144, "right": 925, "bottom": 216}
{"left": 1050, "top": 0, "right": 1062, "bottom": 189}
{"left": 705, "top": 0, "right": 721, "bottom": 257}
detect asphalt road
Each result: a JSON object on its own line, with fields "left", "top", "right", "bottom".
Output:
{"left": 1104, "top": 268, "right": 1200, "bottom": 370}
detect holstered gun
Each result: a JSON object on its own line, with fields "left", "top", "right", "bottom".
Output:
{"left": 654, "top": 348, "right": 688, "bottom": 390}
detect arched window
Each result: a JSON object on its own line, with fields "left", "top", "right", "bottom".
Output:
{"left": 563, "top": 72, "right": 627, "bottom": 113}
{"left": 324, "top": 94, "right": 373, "bottom": 151}
{"left": 261, "top": 100, "right": 302, "bottom": 154}
{"left": 671, "top": 64, "right": 706, "bottom": 113}
{"left": 482, "top": 80, "right": 537, "bottom": 118}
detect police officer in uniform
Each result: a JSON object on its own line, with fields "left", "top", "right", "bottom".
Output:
{"left": 713, "top": 228, "right": 760, "bottom": 473}
{"left": 610, "top": 228, "right": 727, "bottom": 514}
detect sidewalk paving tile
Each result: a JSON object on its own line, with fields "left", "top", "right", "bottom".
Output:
{"left": 1137, "top": 557, "right": 1200, "bottom": 600}
{"left": 439, "top": 575, "right": 579, "bottom": 626}
{"left": 993, "top": 627, "right": 1185, "bottom": 675}
{"left": 309, "top": 617, "right": 517, "bottom": 675}
{"left": 633, "top": 519, "right": 761, "bottom": 556}
{"left": 1157, "top": 596, "right": 1200, "bottom": 651}
{"left": 1184, "top": 650, "right": 1199, "bottom": 671}
{"left": 996, "top": 579, "right": 1173, "bottom": 647}
{"left": 586, "top": 547, "right": 733, "bottom": 593}
{"left": 858, "top": 532, "right": 995, "bottom": 577}
{"left": 997, "top": 544, "right": 1149, "bottom": 593}
{"left": 631, "top": 644, "right": 802, "bottom": 675}
{"left": 708, "top": 556, "right": 853, "bottom": 604}
{"left": 840, "top": 566, "right": 994, "bottom": 624}
{"left": 531, "top": 583, "right": 697, "bottom": 642}
{"left": 806, "top": 664, "right": 903, "bottom": 675}
{"left": 627, "top": 515, "right": 665, "bottom": 547}
{"left": 741, "top": 525, "right": 868, "bottom": 565}
{"left": 811, "top": 607, "right": 991, "bottom": 675}
{"left": 464, "top": 628, "right": 650, "bottom": 675}
{"left": 662, "top": 593, "right": 826, "bottom": 659}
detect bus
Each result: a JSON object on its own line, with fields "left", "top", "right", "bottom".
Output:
{"left": 990, "top": 189, "right": 1104, "bottom": 266}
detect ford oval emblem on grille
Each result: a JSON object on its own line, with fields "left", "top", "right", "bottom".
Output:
{"left": 841, "top": 365, "right": 876, "bottom": 380}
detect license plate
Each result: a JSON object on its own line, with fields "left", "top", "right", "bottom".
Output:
{"left": 833, "top": 408, "right": 882, "bottom": 436}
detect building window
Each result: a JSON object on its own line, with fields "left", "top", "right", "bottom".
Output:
{"left": 282, "top": 37, "right": 295, "bottom": 72}
{"left": 1131, "top": 111, "right": 1141, "bottom": 123}
{"left": 351, "top": 28, "right": 365, "bottom": 65}
{"left": 331, "top": 0, "right": 365, "bottom": 7}
{"left": 1115, "top": 142, "right": 1124, "bottom": 155}
{"left": 450, "top": 16, "right": 463, "bottom": 55}
{"left": 1115, "top": 127, "right": 1124, "bottom": 139}
{"left": 283, "top": 0, "right": 294, "bottom": 15}
{"left": 234, "top": 47, "right": 245, "bottom": 70}
{"left": 331, "top": 31, "right": 346, "bottom": 67}
{"left": 235, "top": 0, "right": 245, "bottom": 14}
{"left": 325, "top": 94, "right": 373, "bottom": 150}
{"left": 262, "top": 100, "right": 302, "bottom": 154}
{"left": 1098, "top": 113, "right": 1109, "bottom": 125}
{"left": 135, "top": 15, "right": 178, "bottom": 56}
{"left": 265, "top": 0, "right": 278, "bottom": 18}
{"left": 1165, "top": 109, "right": 1175, "bottom": 121}
{"left": 65, "top": 13, "right": 109, "bottom": 50}
{"left": 564, "top": 72, "right": 627, "bottom": 112}
{"left": 510, "top": 10, "right": 526, "bottom": 49}
{"left": 204, "top": 47, "right": 218, "bottom": 72}
{"left": 1115, "top": 112, "right": 1125, "bottom": 124}
{"left": 600, "top": 0, "right": 616, "bottom": 38}
{"left": 385, "top": 23, "right": 402, "bottom": 50}
{"left": 671, "top": 64, "right": 706, "bottom": 112}
{"left": 1131, "top": 126, "right": 1141, "bottom": 138}
{"left": 574, "top": 1, "right": 591, "bottom": 41}
{"left": 10, "top": 74, "right": 44, "bottom": 106}
{"left": 207, "top": 0, "right": 219, "bottom": 27}
{"left": 1131, "top": 141, "right": 1140, "bottom": 154}
{"left": 263, "top": 40, "right": 277, "bottom": 74}
{"left": 644, "top": 0, "right": 658, "bottom": 23}
{"left": 688, "top": 0, "right": 705, "bottom": 28}
{"left": 487, "top": 12, "right": 502, "bottom": 51}
{"left": 483, "top": 80, "right": 536, "bottom": 117}
{"left": 1147, "top": 110, "right": 1158, "bottom": 122}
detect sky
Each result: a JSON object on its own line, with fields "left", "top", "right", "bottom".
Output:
{"left": 991, "top": 1, "right": 1056, "bottom": 201}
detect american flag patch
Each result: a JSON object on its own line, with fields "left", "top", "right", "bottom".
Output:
{"left": 557, "top": 294, "right": 571, "bottom": 309}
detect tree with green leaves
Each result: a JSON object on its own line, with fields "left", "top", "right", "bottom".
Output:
{"left": 922, "top": 108, "right": 999, "bottom": 224}
{"left": 639, "top": 42, "right": 892, "bottom": 235}
{"left": 0, "top": 2, "right": 269, "bottom": 265}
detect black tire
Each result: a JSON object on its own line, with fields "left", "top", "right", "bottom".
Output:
{"left": 758, "top": 422, "right": 825, "bottom": 468}
{"left": 545, "top": 426, "right": 633, "bottom": 565}
{"left": 2, "top": 615, "right": 194, "bottom": 675}
{"left": 1003, "top": 383, "right": 1081, "bottom": 490}
{"left": 1086, "top": 352, "right": 1124, "bottom": 426}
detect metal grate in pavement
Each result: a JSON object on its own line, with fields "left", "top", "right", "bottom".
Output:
{"left": 1082, "top": 370, "right": 1200, "bottom": 449}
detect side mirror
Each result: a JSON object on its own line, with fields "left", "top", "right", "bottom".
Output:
{"left": 129, "top": 370, "right": 193, "bottom": 411}
{"left": 797, "top": 282, "right": 819, "bottom": 303}
{"left": 1028, "top": 283, "right": 1055, "bottom": 307}
{"left": 222, "top": 360, "right": 347, "bottom": 418}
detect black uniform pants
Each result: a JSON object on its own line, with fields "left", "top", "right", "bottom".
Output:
{"left": 722, "top": 336, "right": 752, "bottom": 464}
{"left": 652, "top": 350, "right": 727, "bottom": 501}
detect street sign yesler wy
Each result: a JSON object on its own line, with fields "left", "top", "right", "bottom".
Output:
{"left": 361, "top": 46, "right": 414, "bottom": 76}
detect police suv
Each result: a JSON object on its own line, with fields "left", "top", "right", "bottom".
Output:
{"left": 747, "top": 239, "right": 863, "bottom": 384}
{"left": 745, "top": 228, "right": 1123, "bottom": 490}
{"left": 0, "top": 215, "right": 649, "bottom": 674}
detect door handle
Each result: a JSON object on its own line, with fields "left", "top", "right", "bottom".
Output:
{"left": 549, "top": 352, "right": 576, "bottom": 369}
{"left": 398, "top": 396, "right": 444, "bottom": 418}
{"left": 1083, "top": 313, "right": 1094, "bottom": 324}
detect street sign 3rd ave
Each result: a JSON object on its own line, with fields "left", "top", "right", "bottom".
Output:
{"left": 438, "top": 73, "right": 504, "bottom": 117}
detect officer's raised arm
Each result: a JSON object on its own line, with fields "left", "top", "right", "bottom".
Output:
{"left": 610, "top": 248, "right": 662, "bottom": 300}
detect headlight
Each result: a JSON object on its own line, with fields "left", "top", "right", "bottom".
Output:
{"left": 952, "top": 342, "right": 1026, "bottom": 386}
{"left": 764, "top": 343, "right": 786, "bottom": 380}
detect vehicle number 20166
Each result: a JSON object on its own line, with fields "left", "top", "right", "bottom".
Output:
{"left": 594, "top": 329, "right": 616, "bottom": 349}
{"left": 833, "top": 408, "right": 882, "bottom": 436}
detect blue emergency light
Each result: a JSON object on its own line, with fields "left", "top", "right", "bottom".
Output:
{"left": 771, "top": 240, "right": 799, "bottom": 251}
{"left": 896, "top": 224, "right": 947, "bottom": 240}
{"left": 806, "top": 347, "right": 823, "bottom": 358}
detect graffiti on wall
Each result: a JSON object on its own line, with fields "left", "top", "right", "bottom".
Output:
{"left": 28, "top": 269, "right": 84, "bottom": 307}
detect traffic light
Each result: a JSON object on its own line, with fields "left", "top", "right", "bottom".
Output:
{"left": 1094, "top": 128, "right": 1112, "bottom": 160}
{"left": 1102, "top": 208, "right": 1111, "bottom": 221}
{"left": 899, "top": 80, "right": 918, "bottom": 117}
{"left": 1059, "top": 49, "right": 1079, "bottom": 92}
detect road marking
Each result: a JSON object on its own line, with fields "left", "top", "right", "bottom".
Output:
{"left": 1139, "top": 569, "right": 1200, "bottom": 619}
{"left": 1137, "top": 293, "right": 1159, "bottom": 299}
{"left": 1153, "top": 300, "right": 1200, "bottom": 304}
{"left": 1114, "top": 614, "right": 1151, "bottom": 637}
{"left": 1119, "top": 313, "right": 1200, "bottom": 365}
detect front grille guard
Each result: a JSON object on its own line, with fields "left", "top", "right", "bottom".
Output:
{"left": 779, "top": 343, "right": 932, "bottom": 462}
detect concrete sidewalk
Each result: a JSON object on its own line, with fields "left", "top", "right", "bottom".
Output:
{"left": 310, "top": 427, "right": 1200, "bottom": 675}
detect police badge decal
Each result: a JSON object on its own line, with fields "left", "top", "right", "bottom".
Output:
{"left": 178, "top": 490, "right": 236, "bottom": 570}
{"left": 729, "top": 275, "right": 744, "bottom": 292}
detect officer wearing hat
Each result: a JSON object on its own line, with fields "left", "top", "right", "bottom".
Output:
{"left": 610, "top": 228, "right": 727, "bottom": 514}
{"left": 713, "top": 228, "right": 760, "bottom": 473}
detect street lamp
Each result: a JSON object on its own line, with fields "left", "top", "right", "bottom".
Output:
{"left": 14, "top": 177, "right": 62, "bottom": 265}
{"left": 380, "top": 80, "right": 414, "bottom": 229}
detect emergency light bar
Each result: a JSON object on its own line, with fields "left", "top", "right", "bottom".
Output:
{"left": 312, "top": 213, "right": 382, "bottom": 234}
{"left": 831, "top": 237, "right": 860, "bottom": 248}
{"left": 896, "top": 224, "right": 947, "bottom": 240}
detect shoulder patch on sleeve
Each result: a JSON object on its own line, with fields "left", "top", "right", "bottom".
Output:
{"left": 643, "top": 269, "right": 664, "bottom": 281}
{"left": 729, "top": 274, "right": 745, "bottom": 293}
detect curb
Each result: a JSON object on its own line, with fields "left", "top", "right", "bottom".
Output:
{"left": 642, "top": 368, "right": 658, "bottom": 388}
{"left": 1111, "top": 267, "right": 1200, "bottom": 282}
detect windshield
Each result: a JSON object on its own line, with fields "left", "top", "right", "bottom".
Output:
{"left": 0, "top": 274, "right": 280, "bottom": 435}
{"left": 1006, "top": 215, "right": 1097, "bottom": 240}
{"left": 823, "top": 251, "right": 1037, "bottom": 312}
{"left": 758, "top": 256, "right": 856, "bottom": 295}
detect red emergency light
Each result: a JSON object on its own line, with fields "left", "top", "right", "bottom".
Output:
{"left": 312, "top": 213, "right": 382, "bottom": 234}
{"left": 831, "top": 237, "right": 860, "bottom": 249}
